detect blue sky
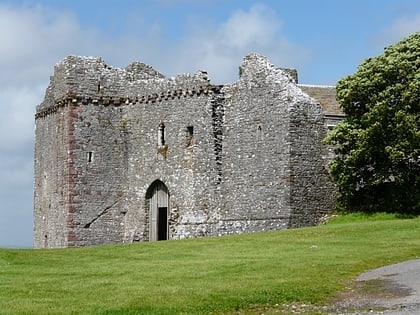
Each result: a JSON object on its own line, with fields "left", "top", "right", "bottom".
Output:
{"left": 0, "top": 0, "right": 419, "bottom": 247}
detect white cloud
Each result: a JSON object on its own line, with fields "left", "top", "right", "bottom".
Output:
{"left": 0, "top": 4, "right": 83, "bottom": 86}
{"left": 0, "top": 4, "right": 86, "bottom": 247}
{"left": 221, "top": 5, "right": 281, "bottom": 49}
{"left": 0, "top": 3, "right": 305, "bottom": 85}
{"left": 0, "top": 86, "right": 42, "bottom": 152}
{"left": 166, "top": 4, "right": 308, "bottom": 83}
{"left": 0, "top": 85, "right": 41, "bottom": 247}
{"left": 378, "top": 13, "right": 420, "bottom": 47}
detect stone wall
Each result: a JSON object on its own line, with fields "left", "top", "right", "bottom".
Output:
{"left": 287, "top": 91, "right": 335, "bottom": 227}
{"left": 34, "top": 53, "right": 340, "bottom": 248}
{"left": 122, "top": 84, "right": 223, "bottom": 241}
{"left": 34, "top": 106, "right": 70, "bottom": 247}
{"left": 219, "top": 55, "right": 293, "bottom": 234}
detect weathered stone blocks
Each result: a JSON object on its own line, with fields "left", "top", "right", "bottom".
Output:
{"left": 34, "top": 53, "right": 341, "bottom": 248}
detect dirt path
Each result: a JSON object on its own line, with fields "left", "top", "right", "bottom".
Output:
{"left": 327, "top": 259, "right": 420, "bottom": 314}
{"left": 237, "top": 259, "right": 420, "bottom": 314}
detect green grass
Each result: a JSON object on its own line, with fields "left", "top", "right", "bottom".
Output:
{"left": 0, "top": 214, "right": 419, "bottom": 314}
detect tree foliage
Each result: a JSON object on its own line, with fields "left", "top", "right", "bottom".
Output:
{"left": 325, "top": 32, "right": 420, "bottom": 214}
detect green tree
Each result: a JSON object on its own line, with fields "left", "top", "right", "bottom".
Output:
{"left": 325, "top": 33, "right": 420, "bottom": 214}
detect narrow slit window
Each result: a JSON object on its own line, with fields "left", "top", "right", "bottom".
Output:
{"left": 186, "top": 126, "right": 193, "bottom": 147}
{"left": 257, "top": 125, "right": 263, "bottom": 141}
{"left": 158, "top": 123, "right": 165, "bottom": 146}
{"left": 87, "top": 151, "right": 93, "bottom": 163}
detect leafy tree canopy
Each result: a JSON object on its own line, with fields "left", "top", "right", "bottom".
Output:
{"left": 325, "top": 32, "right": 420, "bottom": 214}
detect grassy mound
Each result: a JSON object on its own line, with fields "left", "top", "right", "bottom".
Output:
{"left": 0, "top": 214, "right": 419, "bottom": 314}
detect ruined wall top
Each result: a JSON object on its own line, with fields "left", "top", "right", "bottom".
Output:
{"left": 239, "top": 53, "right": 296, "bottom": 83}
{"left": 239, "top": 54, "right": 342, "bottom": 116}
{"left": 237, "top": 53, "right": 318, "bottom": 107}
{"left": 36, "top": 53, "right": 342, "bottom": 118}
{"left": 37, "top": 55, "right": 211, "bottom": 111}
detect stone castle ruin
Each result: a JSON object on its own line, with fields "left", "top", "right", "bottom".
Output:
{"left": 34, "top": 53, "right": 343, "bottom": 248}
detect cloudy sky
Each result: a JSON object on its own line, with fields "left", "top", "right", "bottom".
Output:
{"left": 0, "top": 0, "right": 419, "bottom": 248}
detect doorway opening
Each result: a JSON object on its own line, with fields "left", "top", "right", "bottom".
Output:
{"left": 146, "top": 180, "right": 169, "bottom": 241}
{"left": 158, "top": 207, "right": 168, "bottom": 240}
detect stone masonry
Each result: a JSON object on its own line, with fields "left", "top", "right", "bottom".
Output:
{"left": 34, "top": 53, "right": 343, "bottom": 248}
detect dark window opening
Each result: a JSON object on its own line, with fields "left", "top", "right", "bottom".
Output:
{"left": 186, "top": 126, "right": 193, "bottom": 147}
{"left": 158, "top": 207, "right": 168, "bottom": 240}
{"left": 158, "top": 123, "right": 165, "bottom": 146}
{"left": 87, "top": 151, "right": 93, "bottom": 163}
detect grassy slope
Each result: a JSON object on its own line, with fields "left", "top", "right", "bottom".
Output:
{"left": 0, "top": 214, "right": 419, "bottom": 315}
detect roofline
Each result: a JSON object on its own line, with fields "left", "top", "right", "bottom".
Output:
{"left": 297, "top": 84, "right": 336, "bottom": 88}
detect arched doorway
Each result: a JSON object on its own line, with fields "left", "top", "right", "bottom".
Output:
{"left": 146, "top": 180, "right": 169, "bottom": 241}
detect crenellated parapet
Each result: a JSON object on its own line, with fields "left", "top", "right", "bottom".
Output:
{"left": 35, "top": 84, "right": 223, "bottom": 119}
{"left": 36, "top": 55, "right": 218, "bottom": 119}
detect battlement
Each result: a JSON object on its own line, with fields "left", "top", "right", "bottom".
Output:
{"left": 35, "top": 84, "right": 223, "bottom": 119}
{"left": 37, "top": 55, "right": 211, "bottom": 111}
{"left": 37, "top": 54, "right": 342, "bottom": 119}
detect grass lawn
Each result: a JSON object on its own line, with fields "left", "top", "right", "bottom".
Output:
{"left": 0, "top": 213, "right": 419, "bottom": 314}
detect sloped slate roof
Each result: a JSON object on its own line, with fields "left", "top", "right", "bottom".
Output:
{"left": 298, "top": 84, "right": 343, "bottom": 116}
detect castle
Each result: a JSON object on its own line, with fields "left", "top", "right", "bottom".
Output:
{"left": 33, "top": 53, "right": 343, "bottom": 248}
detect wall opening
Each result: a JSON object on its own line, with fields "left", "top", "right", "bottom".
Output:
{"left": 186, "top": 126, "right": 193, "bottom": 147}
{"left": 158, "top": 207, "right": 168, "bottom": 240}
{"left": 146, "top": 180, "right": 169, "bottom": 241}
{"left": 158, "top": 122, "right": 165, "bottom": 146}
{"left": 87, "top": 151, "right": 93, "bottom": 163}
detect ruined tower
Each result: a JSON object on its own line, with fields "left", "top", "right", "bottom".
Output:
{"left": 34, "top": 54, "right": 341, "bottom": 248}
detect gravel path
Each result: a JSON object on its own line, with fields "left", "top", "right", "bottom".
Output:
{"left": 330, "top": 259, "right": 420, "bottom": 315}
{"left": 242, "top": 259, "right": 420, "bottom": 314}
